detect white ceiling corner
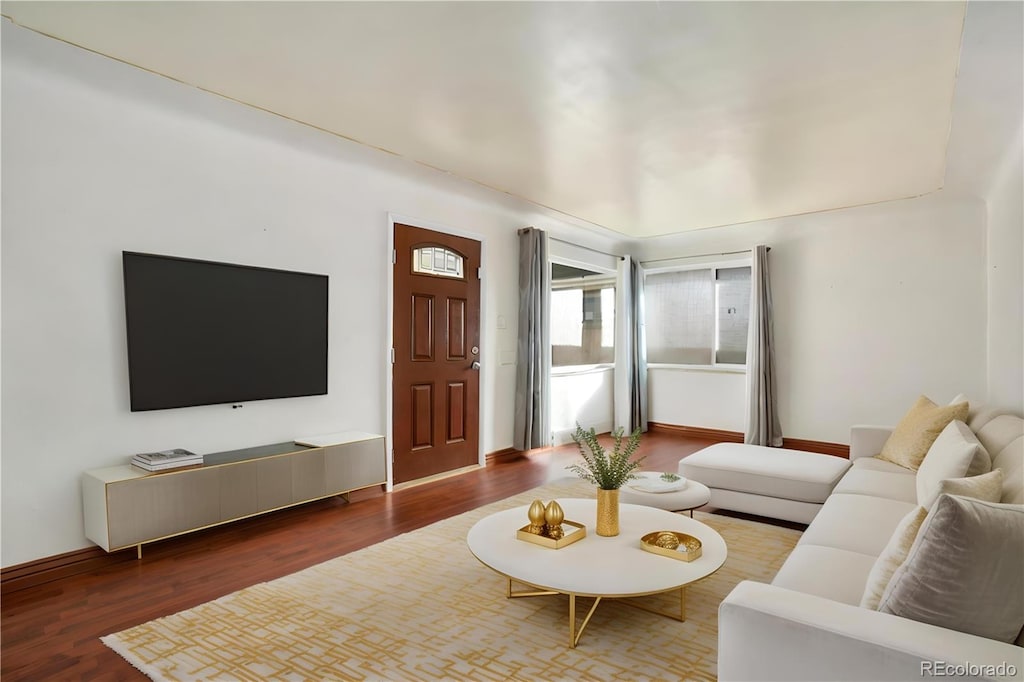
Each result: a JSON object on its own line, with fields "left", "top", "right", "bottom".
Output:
{"left": 2, "top": 1, "right": 974, "bottom": 238}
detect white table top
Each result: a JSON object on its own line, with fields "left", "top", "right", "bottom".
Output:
{"left": 466, "top": 498, "right": 727, "bottom": 597}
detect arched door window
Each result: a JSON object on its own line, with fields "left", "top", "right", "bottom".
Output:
{"left": 412, "top": 245, "right": 464, "bottom": 279}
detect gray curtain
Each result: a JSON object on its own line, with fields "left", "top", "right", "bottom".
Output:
{"left": 745, "top": 244, "right": 783, "bottom": 446}
{"left": 513, "top": 227, "right": 551, "bottom": 450}
{"left": 629, "top": 257, "right": 648, "bottom": 433}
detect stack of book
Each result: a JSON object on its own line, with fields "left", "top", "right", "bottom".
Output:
{"left": 131, "top": 449, "right": 203, "bottom": 472}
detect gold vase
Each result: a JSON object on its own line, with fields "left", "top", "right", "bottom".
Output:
{"left": 596, "top": 488, "right": 620, "bottom": 537}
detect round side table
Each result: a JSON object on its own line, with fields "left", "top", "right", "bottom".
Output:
{"left": 619, "top": 472, "right": 711, "bottom": 516}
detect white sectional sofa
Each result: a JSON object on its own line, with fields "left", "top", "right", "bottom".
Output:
{"left": 717, "top": 409, "right": 1024, "bottom": 681}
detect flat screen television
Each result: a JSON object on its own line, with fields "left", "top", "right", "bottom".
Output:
{"left": 123, "top": 251, "right": 328, "bottom": 411}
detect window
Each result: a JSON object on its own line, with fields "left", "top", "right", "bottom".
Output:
{"left": 412, "top": 246, "right": 463, "bottom": 278}
{"left": 645, "top": 264, "right": 751, "bottom": 366}
{"left": 550, "top": 289, "right": 583, "bottom": 347}
{"left": 550, "top": 264, "right": 615, "bottom": 367}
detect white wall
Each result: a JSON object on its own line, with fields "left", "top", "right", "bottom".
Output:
{"left": 0, "top": 23, "right": 619, "bottom": 567}
{"left": 634, "top": 193, "right": 989, "bottom": 443}
{"left": 550, "top": 367, "right": 614, "bottom": 445}
{"left": 648, "top": 368, "right": 746, "bottom": 432}
{"left": 985, "top": 127, "right": 1024, "bottom": 413}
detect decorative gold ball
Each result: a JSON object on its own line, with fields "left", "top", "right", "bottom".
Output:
{"left": 544, "top": 500, "right": 565, "bottom": 526}
{"left": 654, "top": 532, "right": 681, "bottom": 550}
{"left": 528, "top": 499, "right": 546, "bottom": 526}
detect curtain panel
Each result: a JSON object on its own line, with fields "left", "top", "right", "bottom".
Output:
{"left": 745, "top": 244, "right": 783, "bottom": 446}
{"left": 629, "top": 257, "right": 649, "bottom": 433}
{"left": 513, "top": 227, "right": 551, "bottom": 450}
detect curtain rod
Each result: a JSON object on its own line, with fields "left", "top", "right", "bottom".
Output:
{"left": 640, "top": 246, "right": 768, "bottom": 266}
{"left": 518, "top": 228, "right": 624, "bottom": 260}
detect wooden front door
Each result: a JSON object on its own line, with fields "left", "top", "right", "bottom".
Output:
{"left": 393, "top": 224, "right": 481, "bottom": 484}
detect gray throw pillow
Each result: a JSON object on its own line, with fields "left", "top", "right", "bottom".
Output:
{"left": 878, "top": 494, "right": 1024, "bottom": 643}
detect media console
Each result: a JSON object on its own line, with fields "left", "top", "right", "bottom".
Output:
{"left": 82, "top": 432, "right": 386, "bottom": 557}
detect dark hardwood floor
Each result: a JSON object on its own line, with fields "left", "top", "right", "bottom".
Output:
{"left": 1, "top": 433, "right": 722, "bottom": 681}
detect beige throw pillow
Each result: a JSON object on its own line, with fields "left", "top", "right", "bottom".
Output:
{"left": 877, "top": 396, "right": 968, "bottom": 471}
{"left": 937, "top": 468, "right": 1004, "bottom": 503}
{"left": 878, "top": 494, "right": 1024, "bottom": 643}
{"left": 860, "top": 506, "right": 928, "bottom": 610}
{"left": 916, "top": 421, "right": 991, "bottom": 508}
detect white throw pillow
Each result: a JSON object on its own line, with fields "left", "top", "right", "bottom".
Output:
{"left": 860, "top": 506, "right": 928, "bottom": 610}
{"left": 916, "top": 421, "right": 990, "bottom": 508}
{"left": 878, "top": 494, "right": 1024, "bottom": 643}
{"left": 862, "top": 469, "right": 1006, "bottom": 612}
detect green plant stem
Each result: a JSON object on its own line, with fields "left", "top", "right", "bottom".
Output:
{"left": 566, "top": 424, "right": 645, "bottom": 490}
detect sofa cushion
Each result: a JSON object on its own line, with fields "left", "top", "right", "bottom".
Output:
{"left": 877, "top": 395, "right": 968, "bottom": 471}
{"left": 850, "top": 457, "right": 916, "bottom": 476}
{"left": 678, "top": 443, "right": 851, "bottom": 504}
{"left": 772, "top": 544, "right": 877, "bottom": 606}
{"left": 879, "top": 494, "right": 1024, "bottom": 643}
{"left": 977, "top": 415, "right": 1024, "bottom": 504}
{"left": 832, "top": 468, "right": 917, "bottom": 504}
{"left": 798, "top": 493, "right": 916, "bottom": 557}
{"left": 916, "top": 421, "right": 990, "bottom": 508}
{"left": 949, "top": 393, "right": 1005, "bottom": 432}
{"left": 859, "top": 506, "right": 928, "bottom": 610}
{"left": 976, "top": 414, "right": 1024, "bottom": 460}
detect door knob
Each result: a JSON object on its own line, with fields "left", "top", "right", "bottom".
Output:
{"left": 471, "top": 361, "right": 481, "bottom": 370}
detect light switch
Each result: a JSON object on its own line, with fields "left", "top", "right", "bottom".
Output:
{"left": 497, "top": 315, "right": 507, "bottom": 330}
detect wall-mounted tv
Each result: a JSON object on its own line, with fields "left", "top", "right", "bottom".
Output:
{"left": 123, "top": 251, "right": 328, "bottom": 411}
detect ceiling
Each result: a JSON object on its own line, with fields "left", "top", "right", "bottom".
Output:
{"left": 2, "top": 1, "right": 970, "bottom": 238}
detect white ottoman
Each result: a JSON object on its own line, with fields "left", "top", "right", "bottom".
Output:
{"left": 678, "top": 443, "right": 852, "bottom": 524}
{"left": 619, "top": 472, "right": 712, "bottom": 517}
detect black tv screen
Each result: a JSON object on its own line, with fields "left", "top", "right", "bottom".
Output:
{"left": 123, "top": 251, "right": 328, "bottom": 411}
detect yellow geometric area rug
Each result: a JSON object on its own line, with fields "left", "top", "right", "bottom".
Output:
{"left": 102, "top": 478, "right": 801, "bottom": 681}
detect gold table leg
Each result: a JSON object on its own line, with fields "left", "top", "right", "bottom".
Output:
{"left": 506, "top": 578, "right": 558, "bottom": 599}
{"left": 502, "top": 579, "right": 684, "bottom": 648}
{"left": 569, "top": 594, "right": 603, "bottom": 648}
{"left": 618, "top": 586, "right": 687, "bottom": 622}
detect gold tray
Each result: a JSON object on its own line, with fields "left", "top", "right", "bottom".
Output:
{"left": 640, "top": 531, "right": 703, "bottom": 562}
{"left": 516, "top": 520, "right": 586, "bottom": 549}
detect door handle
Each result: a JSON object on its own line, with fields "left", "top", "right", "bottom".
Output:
{"left": 471, "top": 361, "right": 481, "bottom": 370}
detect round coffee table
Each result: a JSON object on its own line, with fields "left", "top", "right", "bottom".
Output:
{"left": 619, "top": 472, "right": 712, "bottom": 515}
{"left": 466, "top": 498, "right": 727, "bottom": 647}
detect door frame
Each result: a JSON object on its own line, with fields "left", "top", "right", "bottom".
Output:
{"left": 384, "top": 212, "right": 488, "bottom": 491}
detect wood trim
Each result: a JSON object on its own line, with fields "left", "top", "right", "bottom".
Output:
{"left": 647, "top": 422, "right": 849, "bottom": 458}
{"left": 647, "top": 422, "right": 744, "bottom": 442}
{"left": 781, "top": 438, "right": 850, "bottom": 459}
{"left": 485, "top": 447, "right": 522, "bottom": 464}
{"left": 1, "top": 545, "right": 134, "bottom": 596}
